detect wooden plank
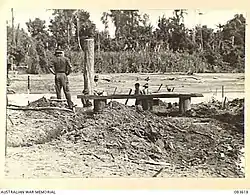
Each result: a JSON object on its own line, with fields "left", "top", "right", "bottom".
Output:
{"left": 77, "top": 93, "right": 203, "bottom": 100}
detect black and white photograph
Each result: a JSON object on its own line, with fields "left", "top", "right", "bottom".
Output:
{"left": 5, "top": 8, "right": 246, "bottom": 178}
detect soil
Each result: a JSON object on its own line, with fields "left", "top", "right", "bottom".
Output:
{"left": 5, "top": 73, "right": 245, "bottom": 178}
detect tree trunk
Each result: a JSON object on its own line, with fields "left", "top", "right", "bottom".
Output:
{"left": 11, "top": 8, "right": 16, "bottom": 48}
{"left": 16, "top": 23, "right": 20, "bottom": 47}
{"left": 76, "top": 10, "right": 83, "bottom": 51}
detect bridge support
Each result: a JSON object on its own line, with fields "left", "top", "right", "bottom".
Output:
{"left": 179, "top": 97, "right": 191, "bottom": 114}
{"left": 94, "top": 99, "right": 107, "bottom": 112}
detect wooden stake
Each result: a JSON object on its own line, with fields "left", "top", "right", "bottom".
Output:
{"left": 27, "top": 75, "right": 30, "bottom": 94}
{"left": 222, "top": 85, "right": 224, "bottom": 98}
{"left": 83, "top": 39, "right": 94, "bottom": 96}
{"left": 179, "top": 96, "right": 191, "bottom": 114}
{"left": 125, "top": 89, "right": 132, "bottom": 105}
{"left": 152, "top": 168, "right": 164, "bottom": 177}
{"left": 157, "top": 84, "right": 163, "bottom": 92}
{"left": 110, "top": 87, "right": 117, "bottom": 101}
{"left": 222, "top": 96, "right": 227, "bottom": 109}
{"left": 7, "top": 114, "right": 14, "bottom": 125}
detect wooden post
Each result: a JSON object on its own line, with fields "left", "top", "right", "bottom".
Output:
{"left": 125, "top": 89, "right": 132, "bottom": 105}
{"left": 153, "top": 99, "right": 160, "bottom": 106}
{"left": 109, "top": 87, "right": 117, "bottom": 108}
{"left": 27, "top": 75, "right": 30, "bottom": 94}
{"left": 83, "top": 39, "right": 94, "bottom": 96}
{"left": 94, "top": 99, "right": 107, "bottom": 112}
{"left": 142, "top": 100, "right": 148, "bottom": 110}
{"left": 222, "top": 85, "right": 224, "bottom": 98}
{"left": 179, "top": 96, "right": 191, "bottom": 114}
{"left": 27, "top": 75, "right": 30, "bottom": 104}
{"left": 157, "top": 84, "right": 163, "bottom": 92}
{"left": 222, "top": 96, "right": 227, "bottom": 109}
{"left": 148, "top": 98, "right": 153, "bottom": 110}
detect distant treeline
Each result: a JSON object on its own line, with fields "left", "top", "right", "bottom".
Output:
{"left": 7, "top": 9, "right": 245, "bottom": 74}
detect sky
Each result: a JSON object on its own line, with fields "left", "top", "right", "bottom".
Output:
{"left": 6, "top": 9, "right": 246, "bottom": 38}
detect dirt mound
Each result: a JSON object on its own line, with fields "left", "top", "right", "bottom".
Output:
{"left": 7, "top": 109, "right": 73, "bottom": 147}
{"left": 64, "top": 101, "right": 244, "bottom": 177}
{"left": 7, "top": 97, "right": 244, "bottom": 177}
{"left": 7, "top": 97, "right": 74, "bottom": 147}
{"left": 186, "top": 98, "right": 244, "bottom": 133}
{"left": 27, "top": 97, "right": 68, "bottom": 108}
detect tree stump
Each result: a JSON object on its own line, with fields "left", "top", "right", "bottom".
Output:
{"left": 179, "top": 96, "right": 191, "bottom": 114}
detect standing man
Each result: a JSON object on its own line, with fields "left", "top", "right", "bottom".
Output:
{"left": 142, "top": 83, "right": 150, "bottom": 95}
{"left": 142, "top": 83, "right": 153, "bottom": 110}
{"left": 49, "top": 50, "right": 74, "bottom": 110}
{"left": 134, "top": 83, "right": 143, "bottom": 106}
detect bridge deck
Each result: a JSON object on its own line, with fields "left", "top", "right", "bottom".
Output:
{"left": 77, "top": 93, "right": 204, "bottom": 100}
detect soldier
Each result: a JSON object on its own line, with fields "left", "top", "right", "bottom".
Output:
{"left": 49, "top": 50, "right": 74, "bottom": 110}
{"left": 142, "top": 83, "right": 153, "bottom": 110}
{"left": 134, "top": 83, "right": 143, "bottom": 106}
{"left": 142, "top": 83, "right": 150, "bottom": 95}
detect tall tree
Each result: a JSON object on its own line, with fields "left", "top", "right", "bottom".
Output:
{"left": 49, "top": 9, "right": 77, "bottom": 50}
{"left": 156, "top": 9, "right": 189, "bottom": 52}
{"left": 73, "top": 9, "right": 97, "bottom": 50}
{"left": 220, "top": 14, "right": 245, "bottom": 70}
{"left": 26, "top": 18, "right": 49, "bottom": 44}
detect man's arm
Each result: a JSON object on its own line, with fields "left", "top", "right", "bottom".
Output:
{"left": 49, "top": 65, "right": 55, "bottom": 75}
{"left": 66, "top": 59, "right": 72, "bottom": 76}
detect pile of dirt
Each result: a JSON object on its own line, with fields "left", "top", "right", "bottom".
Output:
{"left": 187, "top": 98, "right": 244, "bottom": 117}
{"left": 63, "top": 101, "right": 244, "bottom": 177}
{"left": 27, "top": 97, "right": 68, "bottom": 108}
{"left": 7, "top": 97, "right": 74, "bottom": 147}
{"left": 186, "top": 98, "right": 244, "bottom": 133}
{"left": 7, "top": 97, "right": 244, "bottom": 177}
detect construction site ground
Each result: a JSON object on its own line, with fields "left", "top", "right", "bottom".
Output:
{"left": 5, "top": 72, "right": 245, "bottom": 178}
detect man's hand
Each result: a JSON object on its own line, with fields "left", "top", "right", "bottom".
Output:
{"left": 66, "top": 69, "right": 72, "bottom": 76}
{"left": 49, "top": 67, "right": 55, "bottom": 75}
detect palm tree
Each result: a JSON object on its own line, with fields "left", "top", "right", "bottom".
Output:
{"left": 173, "top": 9, "right": 187, "bottom": 24}
{"left": 216, "top": 23, "right": 224, "bottom": 51}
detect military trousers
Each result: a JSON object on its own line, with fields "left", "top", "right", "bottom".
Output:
{"left": 55, "top": 73, "right": 73, "bottom": 109}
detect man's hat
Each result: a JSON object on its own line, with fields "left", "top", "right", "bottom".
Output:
{"left": 55, "top": 50, "right": 64, "bottom": 55}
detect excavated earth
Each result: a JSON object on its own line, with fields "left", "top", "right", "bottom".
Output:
{"left": 5, "top": 97, "right": 245, "bottom": 178}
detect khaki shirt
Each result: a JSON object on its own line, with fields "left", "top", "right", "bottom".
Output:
{"left": 51, "top": 56, "right": 72, "bottom": 74}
